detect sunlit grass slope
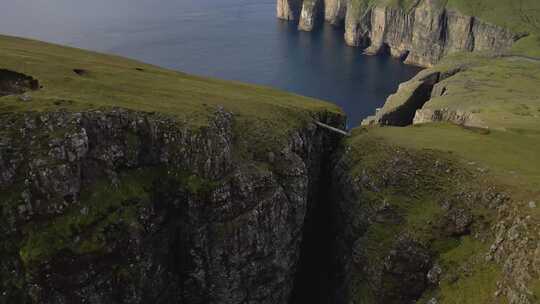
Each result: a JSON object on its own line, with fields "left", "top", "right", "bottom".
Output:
{"left": 0, "top": 35, "right": 341, "bottom": 142}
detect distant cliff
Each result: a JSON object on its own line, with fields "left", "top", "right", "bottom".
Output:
{"left": 278, "top": 0, "right": 520, "bottom": 66}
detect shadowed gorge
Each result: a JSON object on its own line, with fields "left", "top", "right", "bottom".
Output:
{"left": 289, "top": 146, "right": 338, "bottom": 304}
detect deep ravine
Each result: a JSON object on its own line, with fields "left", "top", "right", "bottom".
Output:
{"left": 289, "top": 143, "right": 339, "bottom": 304}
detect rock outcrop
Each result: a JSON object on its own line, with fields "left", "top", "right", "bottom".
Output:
{"left": 324, "top": 0, "right": 347, "bottom": 25}
{"left": 361, "top": 67, "right": 464, "bottom": 127}
{"left": 290, "top": 0, "right": 347, "bottom": 31}
{"left": 0, "top": 108, "right": 345, "bottom": 303}
{"left": 348, "top": 1, "right": 518, "bottom": 66}
{"left": 413, "top": 108, "right": 488, "bottom": 129}
{"left": 277, "top": 0, "right": 302, "bottom": 21}
{"left": 298, "top": 0, "right": 322, "bottom": 31}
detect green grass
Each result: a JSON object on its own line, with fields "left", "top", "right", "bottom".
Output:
{"left": 510, "top": 34, "right": 540, "bottom": 57}
{"left": 424, "top": 54, "right": 540, "bottom": 131}
{"left": 365, "top": 37, "right": 540, "bottom": 190}
{"left": 437, "top": 237, "right": 501, "bottom": 304}
{"left": 363, "top": 124, "right": 540, "bottom": 190}
{"left": 0, "top": 35, "right": 342, "bottom": 153}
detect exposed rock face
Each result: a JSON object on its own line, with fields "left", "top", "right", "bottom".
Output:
{"left": 361, "top": 64, "right": 494, "bottom": 129}
{"left": 363, "top": 71, "right": 440, "bottom": 126}
{"left": 413, "top": 108, "right": 488, "bottom": 129}
{"left": 361, "top": 67, "right": 462, "bottom": 126}
{"left": 277, "top": 0, "right": 302, "bottom": 21}
{"left": 344, "top": 1, "right": 372, "bottom": 48}
{"left": 324, "top": 0, "right": 347, "bottom": 25}
{"left": 298, "top": 0, "right": 322, "bottom": 31}
{"left": 282, "top": 0, "right": 520, "bottom": 66}
{"left": 488, "top": 200, "right": 540, "bottom": 304}
{"left": 0, "top": 108, "right": 345, "bottom": 303}
{"left": 381, "top": 236, "right": 432, "bottom": 303}
{"left": 347, "top": 1, "right": 519, "bottom": 66}
{"left": 281, "top": 0, "right": 346, "bottom": 27}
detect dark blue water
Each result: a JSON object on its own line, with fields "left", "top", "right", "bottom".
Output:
{"left": 0, "top": 0, "right": 420, "bottom": 125}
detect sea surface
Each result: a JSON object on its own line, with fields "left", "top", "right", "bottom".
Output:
{"left": 0, "top": 0, "right": 421, "bottom": 126}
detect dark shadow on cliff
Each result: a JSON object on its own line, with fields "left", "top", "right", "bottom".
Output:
{"left": 289, "top": 151, "right": 339, "bottom": 304}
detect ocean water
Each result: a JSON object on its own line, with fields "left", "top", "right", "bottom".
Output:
{"left": 0, "top": 0, "right": 420, "bottom": 126}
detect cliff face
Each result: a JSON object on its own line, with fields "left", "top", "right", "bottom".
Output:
{"left": 324, "top": 0, "right": 347, "bottom": 25}
{"left": 298, "top": 0, "right": 321, "bottom": 31}
{"left": 350, "top": 1, "right": 518, "bottom": 66}
{"left": 277, "top": 0, "right": 303, "bottom": 21}
{"left": 280, "top": 0, "right": 347, "bottom": 32}
{"left": 280, "top": 0, "right": 519, "bottom": 66}
{"left": 360, "top": 67, "right": 474, "bottom": 127}
{"left": 0, "top": 108, "right": 345, "bottom": 303}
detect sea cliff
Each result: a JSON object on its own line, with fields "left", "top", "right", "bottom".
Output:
{"left": 279, "top": 0, "right": 520, "bottom": 66}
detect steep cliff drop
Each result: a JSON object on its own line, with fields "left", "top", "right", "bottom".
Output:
{"left": 277, "top": 0, "right": 303, "bottom": 21}
{"left": 279, "top": 0, "right": 520, "bottom": 66}
{"left": 361, "top": 67, "right": 463, "bottom": 126}
{"left": 289, "top": 145, "right": 338, "bottom": 304}
{"left": 298, "top": 0, "right": 323, "bottom": 31}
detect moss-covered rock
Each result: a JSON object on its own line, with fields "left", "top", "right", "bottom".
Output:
{"left": 330, "top": 131, "right": 536, "bottom": 303}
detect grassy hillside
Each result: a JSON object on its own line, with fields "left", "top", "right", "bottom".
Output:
{"left": 349, "top": 15, "right": 540, "bottom": 302}
{"left": 446, "top": 0, "right": 540, "bottom": 33}
{"left": 0, "top": 35, "right": 342, "bottom": 153}
{"left": 343, "top": 131, "right": 505, "bottom": 304}
{"left": 348, "top": 123, "right": 540, "bottom": 303}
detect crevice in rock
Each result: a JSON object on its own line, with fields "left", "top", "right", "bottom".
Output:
{"left": 379, "top": 73, "right": 439, "bottom": 126}
{"left": 377, "top": 43, "right": 392, "bottom": 57}
{"left": 0, "top": 69, "right": 40, "bottom": 97}
{"left": 289, "top": 0, "right": 304, "bottom": 21}
{"left": 399, "top": 50, "right": 411, "bottom": 62}
{"left": 439, "top": 9, "right": 449, "bottom": 48}
{"left": 468, "top": 17, "right": 476, "bottom": 52}
{"left": 289, "top": 139, "right": 339, "bottom": 304}
{"left": 374, "top": 67, "right": 464, "bottom": 127}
